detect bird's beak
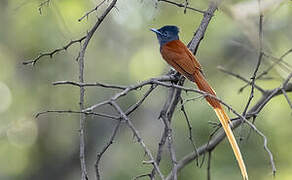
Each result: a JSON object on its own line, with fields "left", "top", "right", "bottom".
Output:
{"left": 150, "top": 28, "right": 162, "bottom": 35}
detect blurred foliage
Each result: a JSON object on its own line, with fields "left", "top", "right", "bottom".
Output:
{"left": 0, "top": 0, "right": 291, "bottom": 179}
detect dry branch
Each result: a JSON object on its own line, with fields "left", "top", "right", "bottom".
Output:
{"left": 22, "top": 37, "right": 86, "bottom": 65}
{"left": 165, "top": 80, "right": 292, "bottom": 179}
{"left": 158, "top": 0, "right": 206, "bottom": 14}
{"left": 79, "top": 0, "right": 107, "bottom": 22}
{"left": 77, "top": 0, "right": 118, "bottom": 179}
{"left": 110, "top": 101, "right": 165, "bottom": 179}
{"left": 242, "top": 0, "right": 264, "bottom": 116}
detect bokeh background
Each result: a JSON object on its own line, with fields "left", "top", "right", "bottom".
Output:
{"left": 0, "top": 0, "right": 291, "bottom": 179}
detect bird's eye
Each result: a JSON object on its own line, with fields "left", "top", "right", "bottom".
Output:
{"left": 163, "top": 32, "right": 168, "bottom": 36}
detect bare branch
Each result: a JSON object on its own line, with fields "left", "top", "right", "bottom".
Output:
{"left": 165, "top": 79, "right": 292, "bottom": 179}
{"left": 239, "top": 48, "right": 292, "bottom": 92}
{"left": 282, "top": 72, "right": 292, "bottom": 88}
{"left": 180, "top": 99, "right": 199, "bottom": 166}
{"left": 35, "top": 109, "right": 119, "bottom": 120}
{"left": 281, "top": 89, "right": 292, "bottom": 110}
{"left": 125, "top": 84, "right": 158, "bottom": 116}
{"left": 183, "top": 0, "right": 188, "bottom": 14}
{"left": 243, "top": 115, "right": 276, "bottom": 176}
{"left": 84, "top": 75, "right": 176, "bottom": 112}
{"left": 53, "top": 80, "right": 127, "bottom": 90}
{"left": 207, "top": 151, "right": 212, "bottom": 180}
{"left": 242, "top": 0, "right": 264, "bottom": 116}
{"left": 263, "top": 52, "right": 292, "bottom": 73}
{"left": 150, "top": 127, "right": 167, "bottom": 179}
{"left": 188, "top": 1, "right": 219, "bottom": 54}
{"left": 158, "top": 0, "right": 206, "bottom": 14}
{"left": 22, "top": 36, "right": 86, "bottom": 65}
{"left": 132, "top": 174, "right": 151, "bottom": 180}
{"left": 110, "top": 101, "right": 165, "bottom": 180}
{"left": 217, "top": 66, "right": 265, "bottom": 93}
{"left": 181, "top": 95, "right": 204, "bottom": 106}
{"left": 160, "top": 114, "right": 178, "bottom": 180}
{"left": 281, "top": 73, "right": 292, "bottom": 110}
{"left": 150, "top": 73, "right": 181, "bottom": 179}
{"left": 95, "top": 120, "right": 122, "bottom": 180}
{"left": 79, "top": 0, "right": 107, "bottom": 22}
{"left": 77, "top": 0, "right": 118, "bottom": 179}
{"left": 239, "top": 49, "right": 292, "bottom": 91}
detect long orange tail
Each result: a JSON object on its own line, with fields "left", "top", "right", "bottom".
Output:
{"left": 192, "top": 71, "right": 248, "bottom": 180}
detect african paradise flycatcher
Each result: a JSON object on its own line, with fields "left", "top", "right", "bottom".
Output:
{"left": 151, "top": 25, "right": 248, "bottom": 180}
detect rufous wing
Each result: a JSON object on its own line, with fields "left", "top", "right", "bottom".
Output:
{"left": 160, "top": 40, "right": 202, "bottom": 81}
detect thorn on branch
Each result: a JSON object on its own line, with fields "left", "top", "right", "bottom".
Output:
{"left": 78, "top": 0, "right": 107, "bottom": 22}
{"left": 38, "top": 0, "right": 51, "bottom": 15}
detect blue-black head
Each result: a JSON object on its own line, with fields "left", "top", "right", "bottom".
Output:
{"left": 150, "top": 25, "right": 179, "bottom": 46}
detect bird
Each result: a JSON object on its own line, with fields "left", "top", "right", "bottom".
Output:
{"left": 151, "top": 25, "right": 248, "bottom": 180}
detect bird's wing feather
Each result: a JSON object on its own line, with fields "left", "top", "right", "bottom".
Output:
{"left": 161, "top": 40, "right": 202, "bottom": 81}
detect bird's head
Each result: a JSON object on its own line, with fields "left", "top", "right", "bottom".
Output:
{"left": 150, "top": 25, "right": 179, "bottom": 46}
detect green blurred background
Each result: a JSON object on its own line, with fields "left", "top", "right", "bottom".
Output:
{"left": 0, "top": 0, "right": 291, "bottom": 179}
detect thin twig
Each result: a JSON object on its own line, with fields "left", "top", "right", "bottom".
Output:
{"left": 281, "top": 89, "right": 292, "bottom": 110}
{"left": 132, "top": 174, "right": 150, "bottom": 180}
{"left": 281, "top": 73, "right": 292, "bottom": 110}
{"left": 239, "top": 48, "right": 292, "bottom": 92}
{"left": 84, "top": 80, "right": 249, "bottom": 124}
{"left": 242, "top": 53, "right": 263, "bottom": 115}
{"left": 110, "top": 101, "right": 165, "bottom": 180}
{"left": 183, "top": 0, "right": 188, "bottom": 14}
{"left": 242, "top": 0, "right": 264, "bottom": 116}
{"left": 160, "top": 114, "right": 178, "bottom": 180}
{"left": 95, "top": 120, "right": 121, "bottom": 180}
{"left": 199, "top": 124, "right": 222, "bottom": 168}
{"left": 35, "top": 109, "right": 119, "bottom": 120}
{"left": 261, "top": 49, "right": 292, "bottom": 77}
{"left": 84, "top": 75, "right": 176, "bottom": 112}
{"left": 180, "top": 99, "right": 199, "bottom": 166}
{"left": 150, "top": 127, "right": 168, "bottom": 179}
{"left": 245, "top": 116, "right": 256, "bottom": 143}
{"left": 125, "top": 84, "right": 158, "bottom": 116}
{"left": 158, "top": 0, "right": 205, "bottom": 14}
{"left": 282, "top": 72, "right": 292, "bottom": 88}
{"left": 217, "top": 66, "right": 265, "bottom": 93}
{"left": 180, "top": 95, "right": 204, "bottom": 106}
{"left": 78, "top": 0, "right": 107, "bottom": 22}
{"left": 207, "top": 151, "right": 212, "bottom": 180}
{"left": 53, "top": 80, "right": 127, "bottom": 90}
{"left": 22, "top": 36, "right": 86, "bottom": 65}
{"left": 243, "top": 117, "right": 276, "bottom": 175}
{"left": 263, "top": 52, "right": 292, "bottom": 73}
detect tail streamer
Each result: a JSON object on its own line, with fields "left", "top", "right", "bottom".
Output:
{"left": 193, "top": 71, "right": 248, "bottom": 180}
{"left": 214, "top": 108, "right": 248, "bottom": 180}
